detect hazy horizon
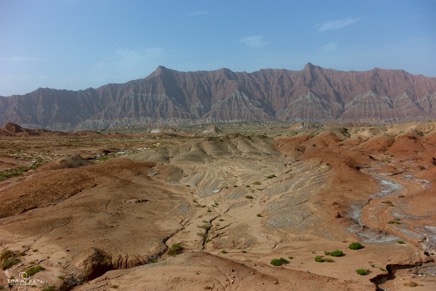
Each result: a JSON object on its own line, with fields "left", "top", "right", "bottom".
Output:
{"left": 1, "top": 0, "right": 435, "bottom": 96}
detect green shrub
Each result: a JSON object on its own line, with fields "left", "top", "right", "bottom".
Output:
{"left": 266, "top": 174, "right": 276, "bottom": 179}
{"left": 221, "top": 250, "right": 228, "bottom": 254}
{"left": 348, "top": 242, "right": 364, "bottom": 250}
{"left": 1, "top": 250, "right": 20, "bottom": 270}
{"left": 388, "top": 218, "right": 401, "bottom": 224}
{"left": 167, "top": 243, "right": 183, "bottom": 256}
{"left": 314, "top": 256, "right": 326, "bottom": 262}
{"left": 324, "top": 250, "right": 344, "bottom": 257}
{"left": 2, "top": 257, "right": 20, "bottom": 270}
{"left": 356, "top": 268, "right": 369, "bottom": 275}
{"left": 24, "top": 265, "right": 44, "bottom": 276}
{"left": 270, "top": 257, "right": 289, "bottom": 266}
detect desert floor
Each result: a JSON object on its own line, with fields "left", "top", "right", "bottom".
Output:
{"left": 0, "top": 122, "right": 435, "bottom": 290}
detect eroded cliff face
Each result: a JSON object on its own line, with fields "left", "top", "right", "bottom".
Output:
{"left": 1, "top": 63, "right": 435, "bottom": 130}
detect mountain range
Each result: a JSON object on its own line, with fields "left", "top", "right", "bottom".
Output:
{"left": 1, "top": 63, "right": 435, "bottom": 130}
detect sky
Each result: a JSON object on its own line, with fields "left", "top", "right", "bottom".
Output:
{"left": 0, "top": 0, "right": 435, "bottom": 96}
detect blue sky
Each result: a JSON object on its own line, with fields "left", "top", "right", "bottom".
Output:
{"left": 1, "top": 0, "right": 435, "bottom": 96}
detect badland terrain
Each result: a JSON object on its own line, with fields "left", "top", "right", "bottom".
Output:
{"left": 1, "top": 64, "right": 436, "bottom": 290}
{"left": 0, "top": 120, "right": 435, "bottom": 290}
{"left": 1, "top": 64, "right": 436, "bottom": 130}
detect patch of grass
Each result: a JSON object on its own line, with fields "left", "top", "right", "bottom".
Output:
{"left": 0, "top": 166, "right": 30, "bottom": 181}
{"left": 324, "top": 257, "right": 335, "bottom": 262}
{"left": 348, "top": 242, "right": 364, "bottom": 250}
{"left": 253, "top": 181, "right": 261, "bottom": 185}
{"left": 356, "top": 268, "right": 369, "bottom": 275}
{"left": 314, "top": 256, "right": 326, "bottom": 262}
{"left": 266, "top": 174, "right": 276, "bottom": 179}
{"left": 324, "top": 250, "right": 344, "bottom": 257}
{"left": 167, "top": 243, "right": 183, "bottom": 256}
{"left": 24, "top": 265, "right": 45, "bottom": 276}
{"left": 1, "top": 250, "right": 20, "bottom": 270}
{"left": 388, "top": 218, "right": 401, "bottom": 224}
{"left": 270, "top": 257, "right": 289, "bottom": 266}
{"left": 245, "top": 185, "right": 250, "bottom": 188}
{"left": 245, "top": 195, "right": 254, "bottom": 199}
{"left": 2, "top": 257, "right": 20, "bottom": 270}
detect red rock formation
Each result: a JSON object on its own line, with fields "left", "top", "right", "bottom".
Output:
{"left": 0, "top": 64, "right": 435, "bottom": 130}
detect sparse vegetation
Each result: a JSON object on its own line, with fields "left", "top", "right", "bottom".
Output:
{"left": 270, "top": 257, "right": 289, "bottom": 266}
{"left": 221, "top": 250, "right": 228, "bottom": 254}
{"left": 253, "top": 181, "right": 261, "bottom": 185}
{"left": 245, "top": 195, "right": 254, "bottom": 199}
{"left": 167, "top": 243, "right": 183, "bottom": 256}
{"left": 257, "top": 213, "right": 262, "bottom": 217}
{"left": 388, "top": 218, "right": 401, "bottom": 224}
{"left": 1, "top": 250, "right": 20, "bottom": 270}
{"left": 42, "top": 286, "right": 56, "bottom": 291}
{"left": 348, "top": 242, "right": 364, "bottom": 250}
{"left": 356, "top": 268, "right": 369, "bottom": 275}
{"left": 397, "top": 240, "right": 406, "bottom": 244}
{"left": 111, "top": 285, "right": 120, "bottom": 289}
{"left": 24, "top": 265, "right": 45, "bottom": 276}
{"left": 324, "top": 250, "right": 344, "bottom": 257}
{"left": 266, "top": 174, "right": 276, "bottom": 179}
{"left": 314, "top": 256, "right": 326, "bottom": 262}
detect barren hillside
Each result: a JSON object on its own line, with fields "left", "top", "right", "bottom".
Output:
{"left": 0, "top": 122, "right": 435, "bottom": 290}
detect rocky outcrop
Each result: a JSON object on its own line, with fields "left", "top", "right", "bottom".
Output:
{"left": 1, "top": 64, "right": 435, "bottom": 130}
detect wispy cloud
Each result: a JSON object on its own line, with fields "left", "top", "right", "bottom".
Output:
{"left": 188, "top": 10, "right": 208, "bottom": 16}
{"left": 240, "top": 35, "right": 267, "bottom": 48}
{"left": 318, "top": 17, "right": 360, "bottom": 32}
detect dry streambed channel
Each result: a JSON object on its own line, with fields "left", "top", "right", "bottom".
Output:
{"left": 347, "top": 168, "right": 436, "bottom": 289}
